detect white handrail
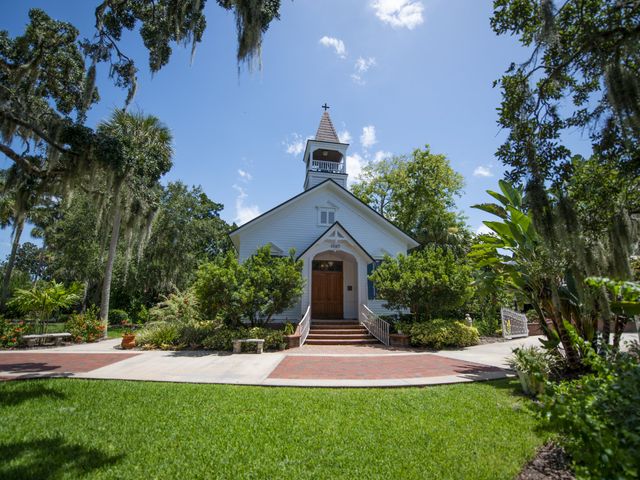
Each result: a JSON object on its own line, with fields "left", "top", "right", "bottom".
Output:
{"left": 360, "top": 304, "right": 390, "bottom": 346}
{"left": 311, "top": 159, "right": 345, "bottom": 173}
{"left": 299, "top": 305, "right": 312, "bottom": 346}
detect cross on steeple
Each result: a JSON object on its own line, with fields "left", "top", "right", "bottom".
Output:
{"left": 322, "top": 103, "right": 330, "bottom": 111}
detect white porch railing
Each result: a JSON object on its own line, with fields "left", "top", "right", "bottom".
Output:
{"left": 360, "top": 304, "right": 390, "bottom": 346}
{"left": 298, "top": 305, "right": 311, "bottom": 346}
{"left": 311, "top": 159, "right": 345, "bottom": 174}
{"left": 501, "top": 307, "right": 529, "bottom": 339}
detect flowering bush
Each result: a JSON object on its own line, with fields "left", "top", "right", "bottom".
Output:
{"left": 65, "top": 307, "right": 105, "bottom": 343}
{"left": 0, "top": 317, "right": 25, "bottom": 348}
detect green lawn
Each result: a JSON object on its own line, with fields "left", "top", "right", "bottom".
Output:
{"left": 0, "top": 379, "right": 546, "bottom": 479}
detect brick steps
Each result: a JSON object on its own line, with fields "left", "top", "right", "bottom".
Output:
{"left": 305, "top": 319, "right": 380, "bottom": 346}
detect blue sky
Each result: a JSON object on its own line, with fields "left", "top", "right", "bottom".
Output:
{"left": 1, "top": 0, "right": 591, "bottom": 256}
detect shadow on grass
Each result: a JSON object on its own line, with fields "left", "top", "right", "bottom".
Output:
{"left": 0, "top": 437, "right": 124, "bottom": 480}
{"left": 0, "top": 381, "right": 67, "bottom": 407}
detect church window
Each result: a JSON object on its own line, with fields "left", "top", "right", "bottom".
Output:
{"left": 318, "top": 208, "right": 335, "bottom": 226}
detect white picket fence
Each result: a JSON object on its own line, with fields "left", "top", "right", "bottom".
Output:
{"left": 500, "top": 308, "right": 529, "bottom": 339}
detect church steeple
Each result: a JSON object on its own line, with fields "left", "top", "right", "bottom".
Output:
{"left": 303, "top": 106, "right": 349, "bottom": 190}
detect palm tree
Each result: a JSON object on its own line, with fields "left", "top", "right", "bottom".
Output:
{"left": 97, "top": 110, "right": 173, "bottom": 330}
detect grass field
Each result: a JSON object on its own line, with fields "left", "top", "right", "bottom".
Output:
{"left": 0, "top": 378, "right": 546, "bottom": 479}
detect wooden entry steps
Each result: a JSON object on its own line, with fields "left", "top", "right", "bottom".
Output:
{"left": 306, "top": 319, "right": 380, "bottom": 345}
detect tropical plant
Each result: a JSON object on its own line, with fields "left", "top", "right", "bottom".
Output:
{"left": 65, "top": 306, "right": 104, "bottom": 343}
{"left": 472, "top": 177, "right": 640, "bottom": 369}
{"left": 371, "top": 246, "right": 474, "bottom": 319}
{"left": 507, "top": 346, "right": 551, "bottom": 396}
{"left": 148, "top": 290, "right": 201, "bottom": 324}
{"left": 8, "top": 281, "right": 81, "bottom": 333}
{"left": 96, "top": 110, "right": 173, "bottom": 329}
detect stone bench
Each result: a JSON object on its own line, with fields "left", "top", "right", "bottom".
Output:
{"left": 23, "top": 333, "right": 72, "bottom": 347}
{"left": 232, "top": 338, "right": 265, "bottom": 354}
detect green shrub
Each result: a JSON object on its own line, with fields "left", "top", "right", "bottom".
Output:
{"left": 109, "top": 309, "right": 130, "bottom": 325}
{"left": 474, "top": 316, "right": 500, "bottom": 336}
{"left": 541, "top": 341, "right": 640, "bottom": 479}
{"left": 283, "top": 322, "right": 295, "bottom": 335}
{"left": 135, "top": 321, "right": 181, "bottom": 349}
{"left": 202, "top": 327, "right": 249, "bottom": 351}
{"left": 201, "top": 326, "right": 286, "bottom": 351}
{"left": 65, "top": 307, "right": 105, "bottom": 343}
{"left": 179, "top": 320, "right": 221, "bottom": 348}
{"left": 149, "top": 290, "right": 201, "bottom": 324}
{"left": 408, "top": 319, "right": 479, "bottom": 349}
{"left": 0, "top": 318, "right": 26, "bottom": 348}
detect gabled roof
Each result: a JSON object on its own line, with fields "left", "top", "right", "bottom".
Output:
{"left": 296, "top": 221, "right": 375, "bottom": 262}
{"left": 315, "top": 111, "right": 340, "bottom": 143}
{"left": 228, "top": 179, "right": 420, "bottom": 248}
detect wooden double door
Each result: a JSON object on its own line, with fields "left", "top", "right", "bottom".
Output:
{"left": 311, "top": 260, "right": 343, "bottom": 319}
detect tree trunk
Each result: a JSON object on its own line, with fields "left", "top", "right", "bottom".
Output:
{"left": 100, "top": 181, "right": 123, "bottom": 335}
{"left": 1, "top": 215, "right": 25, "bottom": 306}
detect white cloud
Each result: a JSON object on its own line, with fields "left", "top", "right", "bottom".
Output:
{"left": 351, "top": 57, "right": 377, "bottom": 85}
{"left": 347, "top": 153, "right": 367, "bottom": 184}
{"left": 476, "top": 224, "right": 494, "bottom": 235}
{"left": 283, "top": 133, "right": 306, "bottom": 156}
{"left": 233, "top": 184, "right": 260, "bottom": 225}
{"left": 319, "top": 36, "right": 347, "bottom": 58}
{"left": 355, "top": 57, "right": 376, "bottom": 73}
{"left": 473, "top": 165, "right": 493, "bottom": 177}
{"left": 338, "top": 130, "right": 352, "bottom": 143}
{"left": 371, "top": 0, "right": 424, "bottom": 30}
{"left": 373, "top": 150, "right": 392, "bottom": 163}
{"left": 237, "top": 169, "right": 252, "bottom": 181}
{"left": 360, "top": 125, "right": 377, "bottom": 149}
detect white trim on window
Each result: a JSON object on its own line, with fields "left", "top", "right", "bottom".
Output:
{"left": 318, "top": 207, "right": 336, "bottom": 226}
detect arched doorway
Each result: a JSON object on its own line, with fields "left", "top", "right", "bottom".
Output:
{"left": 311, "top": 251, "right": 358, "bottom": 319}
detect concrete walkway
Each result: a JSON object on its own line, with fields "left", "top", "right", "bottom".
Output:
{"left": 0, "top": 336, "right": 524, "bottom": 387}
{"left": 2, "top": 334, "right": 634, "bottom": 387}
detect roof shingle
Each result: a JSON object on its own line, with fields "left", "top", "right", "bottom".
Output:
{"left": 315, "top": 111, "right": 340, "bottom": 143}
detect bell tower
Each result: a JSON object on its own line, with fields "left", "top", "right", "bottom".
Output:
{"left": 303, "top": 105, "right": 349, "bottom": 190}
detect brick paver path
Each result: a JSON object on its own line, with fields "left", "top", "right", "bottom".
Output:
{"left": 268, "top": 354, "right": 503, "bottom": 380}
{"left": 0, "top": 353, "right": 139, "bottom": 380}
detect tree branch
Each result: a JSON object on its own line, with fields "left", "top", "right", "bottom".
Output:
{"left": 0, "top": 144, "right": 43, "bottom": 175}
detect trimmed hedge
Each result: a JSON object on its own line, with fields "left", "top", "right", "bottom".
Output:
{"left": 406, "top": 319, "right": 479, "bottom": 349}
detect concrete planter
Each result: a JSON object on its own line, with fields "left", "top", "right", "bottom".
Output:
{"left": 389, "top": 333, "right": 411, "bottom": 348}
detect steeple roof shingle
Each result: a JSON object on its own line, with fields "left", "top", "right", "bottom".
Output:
{"left": 315, "top": 111, "right": 340, "bottom": 143}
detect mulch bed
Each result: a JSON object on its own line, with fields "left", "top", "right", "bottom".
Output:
{"left": 517, "top": 442, "right": 575, "bottom": 480}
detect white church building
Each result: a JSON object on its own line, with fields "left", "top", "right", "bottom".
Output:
{"left": 229, "top": 110, "right": 419, "bottom": 344}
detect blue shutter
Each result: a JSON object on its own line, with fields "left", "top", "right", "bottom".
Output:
{"left": 367, "top": 262, "right": 376, "bottom": 300}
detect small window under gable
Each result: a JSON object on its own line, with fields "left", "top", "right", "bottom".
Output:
{"left": 318, "top": 207, "right": 336, "bottom": 226}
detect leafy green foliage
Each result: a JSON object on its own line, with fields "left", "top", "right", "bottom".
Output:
{"left": 135, "top": 321, "right": 181, "bottom": 349}
{"left": 371, "top": 246, "right": 473, "bottom": 319}
{"left": 350, "top": 146, "right": 468, "bottom": 248}
{"left": 148, "top": 290, "right": 201, "bottom": 324}
{"left": 507, "top": 346, "right": 551, "bottom": 396}
{"left": 405, "top": 319, "right": 479, "bottom": 349}
{"left": 7, "top": 280, "right": 81, "bottom": 333}
{"left": 491, "top": 0, "right": 640, "bottom": 183}
{"left": 65, "top": 306, "right": 104, "bottom": 343}
{"left": 541, "top": 341, "right": 640, "bottom": 479}
{"left": 195, "top": 246, "right": 304, "bottom": 326}
{"left": 108, "top": 309, "right": 129, "bottom": 326}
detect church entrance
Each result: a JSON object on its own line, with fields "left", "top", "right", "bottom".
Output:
{"left": 311, "top": 260, "right": 343, "bottom": 319}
